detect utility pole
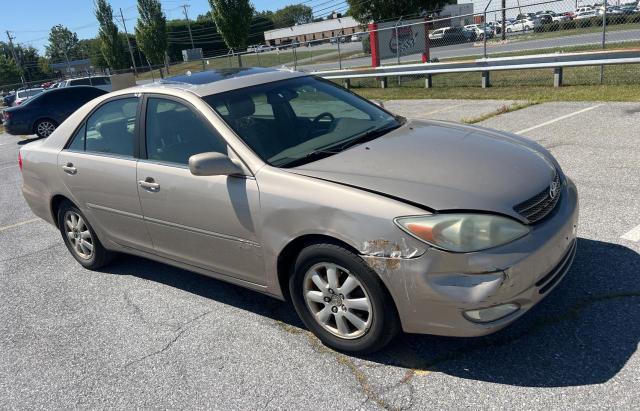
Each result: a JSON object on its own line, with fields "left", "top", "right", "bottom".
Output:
{"left": 5, "top": 31, "right": 26, "bottom": 87}
{"left": 182, "top": 4, "right": 195, "bottom": 50}
{"left": 119, "top": 7, "right": 138, "bottom": 74}
{"left": 501, "top": 0, "right": 506, "bottom": 41}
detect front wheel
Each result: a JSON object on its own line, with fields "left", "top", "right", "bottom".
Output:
{"left": 289, "top": 243, "right": 399, "bottom": 354}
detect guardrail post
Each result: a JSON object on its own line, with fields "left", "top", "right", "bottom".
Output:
{"left": 380, "top": 77, "right": 388, "bottom": 88}
{"left": 482, "top": 71, "right": 490, "bottom": 88}
{"left": 553, "top": 67, "right": 563, "bottom": 88}
{"left": 343, "top": 79, "right": 350, "bottom": 89}
{"left": 369, "top": 23, "right": 380, "bottom": 68}
{"left": 425, "top": 74, "right": 433, "bottom": 88}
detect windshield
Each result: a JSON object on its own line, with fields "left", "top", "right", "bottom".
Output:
{"left": 203, "top": 76, "right": 401, "bottom": 167}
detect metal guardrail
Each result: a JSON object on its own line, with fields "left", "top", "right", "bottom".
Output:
{"left": 312, "top": 49, "right": 640, "bottom": 88}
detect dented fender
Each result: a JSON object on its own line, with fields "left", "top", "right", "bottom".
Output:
{"left": 255, "top": 166, "right": 429, "bottom": 299}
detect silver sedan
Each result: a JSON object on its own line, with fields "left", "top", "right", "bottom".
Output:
{"left": 20, "top": 68, "right": 578, "bottom": 353}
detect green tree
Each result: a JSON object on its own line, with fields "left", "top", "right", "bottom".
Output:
{"left": 94, "top": 0, "right": 128, "bottom": 69}
{"left": 0, "top": 55, "right": 22, "bottom": 87}
{"left": 45, "top": 25, "right": 80, "bottom": 62}
{"left": 208, "top": 0, "right": 254, "bottom": 50}
{"left": 347, "top": 0, "right": 448, "bottom": 23}
{"left": 272, "top": 4, "right": 313, "bottom": 28}
{"left": 135, "top": 0, "right": 167, "bottom": 65}
{"left": 77, "top": 38, "right": 109, "bottom": 69}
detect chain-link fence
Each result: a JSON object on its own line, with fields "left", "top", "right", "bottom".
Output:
{"left": 3, "top": 0, "right": 638, "bottom": 97}
{"left": 335, "top": 0, "right": 640, "bottom": 89}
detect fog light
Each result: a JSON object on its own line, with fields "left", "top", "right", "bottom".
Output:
{"left": 463, "top": 303, "right": 520, "bottom": 323}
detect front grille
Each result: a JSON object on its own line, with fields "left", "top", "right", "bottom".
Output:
{"left": 514, "top": 173, "right": 562, "bottom": 224}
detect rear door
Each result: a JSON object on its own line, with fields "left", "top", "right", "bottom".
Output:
{"left": 136, "top": 95, "right": 264, "bottom": 284}
{"left": 57, "top": 94, "right": 153, "bottom": 252}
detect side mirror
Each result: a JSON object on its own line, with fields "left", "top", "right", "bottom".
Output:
{"left": 188, "top": 152, "right": 244, "bottom": 176}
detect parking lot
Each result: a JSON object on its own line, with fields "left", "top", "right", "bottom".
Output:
{"left": 1, "top": 100, "right": 639, "bottom": 409}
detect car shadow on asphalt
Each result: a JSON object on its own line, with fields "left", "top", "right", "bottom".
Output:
{"left": 367, "top": 237, "right": 640, "bottom": 387}
{"left": 17, "top": 136, "right": 40, "bottom": 145}
{"left": 104, "top": 237, "right": 639, "bottom": 388}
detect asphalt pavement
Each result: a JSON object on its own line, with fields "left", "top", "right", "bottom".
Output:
{"left": 1, "top": 100, "right": 639, "bottom": 409}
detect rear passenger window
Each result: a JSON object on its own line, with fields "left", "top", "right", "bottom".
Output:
{"left": 67, "top": 124, "right": 86, "bottom": 151}
{"left": 145, "top": 97, "right": 226, "bottom": 165}
{"left": 85, "top": 98, "right": 138, "bottom": 157}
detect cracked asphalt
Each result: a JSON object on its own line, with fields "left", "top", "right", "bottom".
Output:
{"left": 1, "top": 100, "right": 639, "bottom": 409}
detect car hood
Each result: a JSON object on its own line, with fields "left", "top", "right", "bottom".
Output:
{"left": 288, "top": 120, "right": 559, "bottom": 222}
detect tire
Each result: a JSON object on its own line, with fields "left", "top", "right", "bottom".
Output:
{"left": 57, "top": 200, "right": 115, "bottom": 269}
{"left": 34, "top": 118, "right": 58, "bottom": 138}
{"left": 289, "top": 243, "right": 399, "bottom": 354}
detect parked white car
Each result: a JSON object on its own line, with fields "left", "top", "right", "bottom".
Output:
{"left": 505, "top": 19, "right": 537, "bottom": 33}
{"left": 428, "top": 27, "right": 450, "bottom": 40}
{"left": 575, "top": 6, "right": 594, "bottom": 13}
{"left": 574, "top": 10, "right": 598, "bottom": 19}
{"left": 13, "top": 88, "right": 44, "bottom": 106}
{"left": 464, "top": 24, "right": 494, "bottom": 39}
{"left": 58, "top": 76, "right": 112, "bottom": 92}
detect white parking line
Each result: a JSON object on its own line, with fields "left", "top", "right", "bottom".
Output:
{"left": 516, "top": 104, "right": 603, "bottom": 134}
{"left": 423, "top": 103, "right": 467, "bottom": 116}
{"left": 0, "top": 218, "right": 40, "bottom": 232}
{"left": 621, "top": 224, "right": 640, "bottom": 242}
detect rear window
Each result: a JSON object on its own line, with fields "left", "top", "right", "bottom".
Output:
{"left": 90, "top": 77, "right": 110, "bottom": 86}
{"left": 69, "top": 78, "right": 91, "bottom": 86}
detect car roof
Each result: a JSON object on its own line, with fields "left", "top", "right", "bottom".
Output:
{"left": 130, "top": 67, "right": 309, "bottom": 97}
{"left": 67, "top": 75, "right": 109, "bottom": 81}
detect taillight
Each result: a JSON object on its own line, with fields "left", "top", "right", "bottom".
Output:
{"left": 18, "top": 151, "right": 22, "bottom": 171}
{"left": 3, "top": 111, "right": 10, "bottom": 121}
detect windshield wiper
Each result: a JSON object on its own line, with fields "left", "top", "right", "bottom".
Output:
{"left": 274, "top": 148, "right": 342, "bottom": 168}
{"left": 274, "top": 122, "right": 402, "bottom": 168}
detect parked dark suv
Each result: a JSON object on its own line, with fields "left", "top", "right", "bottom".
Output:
{"left": 3, "top": 86, "right": 107, "bottom": 138}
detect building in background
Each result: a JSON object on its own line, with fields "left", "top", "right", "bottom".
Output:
{"left": 264, "top": 17, "right": 363, "bottom": 46}
{"left": 49, "top": 59, "right": 93, "bottom": 76}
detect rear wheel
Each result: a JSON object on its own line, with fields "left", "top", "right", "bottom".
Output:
{"left": 34, "top": 119, "right": 57, "bottom": 138}
{"left": 57, "top": 201, "right": 115, "bottom": 269}
{"left": 290, "top": 243, "right": 399, "bottom": 354}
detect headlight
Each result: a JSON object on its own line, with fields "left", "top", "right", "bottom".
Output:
{"left": 394, "top": 214, "right": 530, "bottom": 252}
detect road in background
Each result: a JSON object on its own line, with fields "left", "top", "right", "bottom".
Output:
{"left": 297, "top": 28, "right": 640, "bottom": 72}
{"left": 1, "top": 101, "right": 639, "bottom": 409}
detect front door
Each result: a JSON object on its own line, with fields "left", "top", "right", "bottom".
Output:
{"left": 57, "top": 95, "right": 153, "bottom": 252}
{"left": 136, "top": 96, "right": 264, "bottom": 284}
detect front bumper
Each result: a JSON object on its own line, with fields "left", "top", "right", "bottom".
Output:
{"left": 371, "top": 178, "right": 579, "bottom": 336}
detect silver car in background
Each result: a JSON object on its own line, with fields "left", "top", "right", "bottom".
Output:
{"left": 19, "top": 68, "right": 578, "bottom": 353}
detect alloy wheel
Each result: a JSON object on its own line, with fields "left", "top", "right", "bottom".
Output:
{"left": 302, "top": 262, "right": 372, "bottom": 339}
{"left": 64, "top": 211, "right": 94, "bottom": 260}
{"left": 37, "top": 121, "right": 56, "bottom": 137}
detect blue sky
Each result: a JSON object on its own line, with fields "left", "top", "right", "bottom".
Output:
{"left": 0, "top": 0, "right": 345, "bottom": 53}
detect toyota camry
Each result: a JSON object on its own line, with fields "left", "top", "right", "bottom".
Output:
{"left": 19, "top": 68, "right": 578, "bottom": 353}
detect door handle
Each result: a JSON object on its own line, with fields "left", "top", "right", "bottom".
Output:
{"left": 62, "top": 163, "right": 77, "bottom": 175}
{"left": 138, "top": 177, "right": 160, "bottom": 191}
